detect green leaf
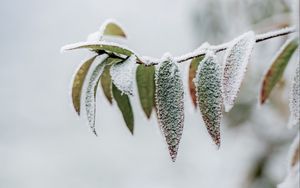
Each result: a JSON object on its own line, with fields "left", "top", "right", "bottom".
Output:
{"left": 155, "top": 58, "right": 184, "bottom": 162}
{"left": 112, "top": 83, "right": 134, "bottom": 134}
{"left": 99, "top": 58, "right": 123, "bottom": 104}
{"left": 71, "top": 55, "right": 97, "bottom": 115}
{"left": 189, "top": 56, "right": 204, "bottom": 108}
{"left": 84, "top": 54, "right": 109, "bottom": 135}
{"left": 100, "top": 19, "right": 126, "bottom": 38}
{"left": 100, "top": 64, "right": 113, "bottom": 104}
{"left": 61, "top": 41, "right": 134, "bottom": 57}
{"left": 136, "top": 64, "right": 155, "bottom": 118}
{"left": 260, "top": 37, "right": 298, "bottom": 104}
{"left": 195, "top": 52, "right": 223, "bottom": 148}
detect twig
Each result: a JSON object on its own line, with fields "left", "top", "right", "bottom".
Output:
{"left": 140, "top": 26, "right": 296, "bottom": 65}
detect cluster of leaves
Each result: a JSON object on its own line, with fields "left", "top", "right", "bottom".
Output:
{"left": 62, "top": 19, "right": 299, "bottom": 162}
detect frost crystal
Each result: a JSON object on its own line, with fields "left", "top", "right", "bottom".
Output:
{"left": 222, "top": 31, "right": 255, "bottom": 112}
{"left": 85, "top": 54, "right": 108, "bottom": 135}
{"left": 288, "top": 63, "right": 300, "bottom": 128}
{"left": 110, "top": 55, "right": 136, "bottom": 96}
{"left": 155, "top": 58, "right": 184, "bottom": 162}
{"left": 194, "top": 52, "right": 223, "bottom": 148}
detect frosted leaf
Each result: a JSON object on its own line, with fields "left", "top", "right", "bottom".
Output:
{"left": 155, "top": 58, "right": 184, "bottom": 162}
{"left": 278, "top": 134, "right": 300, "bottom": 188}
{"left": 110, "top": 55, "right": 136, "bottom": 96}
{"left": 278, "top": 164, "right": 299, "bottom": 188}
{"left": 71, "top": 55, "right": 97, "bottom": 115}
{"left": 288, "top": 62, "right": 300, "bottom": 128}
{"left": 189, "top": 42, "right": 210, "bottom": 108}
{"left": 194, "top": 52, "right": 223, "bottom": 148}
{"left": 85, "top": 54, "right": 109, "bottom": 135}
{"left": 223, "top": 31, "right": 255, "bottom": 112}
{"left": 289, "top": 134, "right": 300, "bottom": 169}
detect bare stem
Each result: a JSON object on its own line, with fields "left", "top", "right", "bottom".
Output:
{"left": 140, "top": 26, "right": 296, "bottom": 65}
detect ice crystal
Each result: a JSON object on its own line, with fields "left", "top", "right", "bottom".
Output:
{"left": 84, "top": 54, "right": 108, "bottom": 135}
{"left": 194, "top": 52, "right": 223, "bottom": 148}
{"left": 288, "top": 63, "right": 300, "bottom": 128}
{"left": 155, "top": 58, "right": 184, "bottom": 162}
{"left": 222, "top": 31, "right": 255, "bottom": 112}
{"left": 110, "top": 55, "right": 136, "bottom": 96}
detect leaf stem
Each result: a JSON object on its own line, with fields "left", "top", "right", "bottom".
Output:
{"left": 139, "top": 26, "right": 296, "bottom": 65}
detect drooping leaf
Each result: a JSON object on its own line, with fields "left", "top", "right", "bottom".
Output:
{"left": 71, "top": 55, "right": 97, "bottom": 115}
{"left": 260, "top": 37, "right": 299, "bottom": 104}
{"left": 99, "top": 58, "right": 123, "bottom": 104}
{"left": 136, "top": 64, "right": 155, "bottom": 118}
{"left": 61, "top": 41, "right": 134, "bottom": 57}
{"left": 195, "top": 52, "right": 223, "bottom": 148}
{"left": 189, "top": 56, "right": 204, "bottom": 108}
{"left": 288, "top": 61, "right": 300, "bottom": 128}
{"left": 155, "top": 59, "right": 184, "bottom": 162}
{"left": 223, "top": 31, "right": 256, "bottom": 112}
{"left": 112, "top": 83, "right": 134, "bottom": 134}
{"left": 100, "top": 19, "right": 126, "bottom": 38}
{"left": 110, "top": 55, "right": 136, "bottom": 95}
{"left": 289, "top": 134, "right": 300, "bottom": 169}
{"left": 84, "top": 54, "right": 109, "bottom": 135}
{"left": 100, "top": 64, "right": 113, "bottom": 104}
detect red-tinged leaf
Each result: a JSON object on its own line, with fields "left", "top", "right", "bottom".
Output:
{"left": 260, "top": 37, "right": 298, "bottom": 104}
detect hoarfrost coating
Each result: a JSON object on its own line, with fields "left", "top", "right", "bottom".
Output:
{"left": 155, "top": 60, "right": 184, "bottom": 162}
{"left": 194, "top": 52, "right": 223, "bottom": 148}
{"left": 84, "top": 54, "right": 109, "bottom": 135}
{"left": 110, "top": 55, "right": 136, "bottom": 96}
{"left": 288, "top": 62, "right": 300, "bottom": 128}
{"left": 222, "top": 31, "right": 255, "bottom": 112}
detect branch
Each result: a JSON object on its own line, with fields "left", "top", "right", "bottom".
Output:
{"left": 140, "top": 26, "right": 296, "bottom": 65}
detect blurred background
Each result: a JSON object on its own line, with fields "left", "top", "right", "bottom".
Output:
{"left": 0, "top": 0, "right": 298, "bottom": 187}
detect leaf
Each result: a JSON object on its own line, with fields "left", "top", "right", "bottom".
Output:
{"left": 289, "top": 134, "right": 300, "bottom": 169}
{"left": 189, "top": 56, "right": 204, "bottom": 108}
{"left": 260, "top": 37, "right": 299, "bottom": 104}
{"left": 223, "top": 31, "right": 256, "bottom": 112}
{"left": 288, "top": 61, "right": 300, "bottom": 128}
{"left": 100, "top": 19, "right": 126, "bottom": 38}
{"left": 155, "top": 59, "right": 184, "bottom": 162}
{"left": 136, "top": 64, "right": 155, "bottom": 118}
{"left": 195, "top": 52, "right": 223, "bottom": 148}
{"left": 71, "top": 55, "right": 97, "bottom": 115}
{"left": 100, "top": 64, "right": 113, "bottom": 104}
{"left": 112, "top": 83, "right": 134, "bottom": 134}
{"left": 61, "top": 41, "right": 134, "bottom": 57}
{"left": 110, "top": 55, "right": 136, "bottom": 95}
{"left": 99, "top": 58, "right": 123, "bottom": 104}
{"left": 84, "top": 54, "right": 109, "bottom": 135}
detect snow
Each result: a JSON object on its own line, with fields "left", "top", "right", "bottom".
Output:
{"left": 222, "top": 31, "right": 256, "bottom": 112}
{"left": 155, "top": 59, "right": 184, "bottom": 162}
{"left": 84, "top": 54, "right": 109, "bottom": 135}
{"left": 110, "top": 55, "right": 136, "bottom": 96}
{"left": 194, "top": 51, "right": 223, "bottom": 148}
